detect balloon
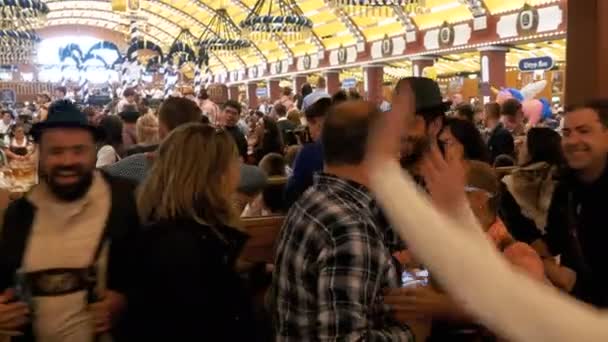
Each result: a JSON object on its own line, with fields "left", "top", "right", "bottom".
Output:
{"left": 507, "top": 88, "right": 524, "bottom": 102}
{"left": 522, "top": 99, "right": 544, "bottom": 126}
{"left": 496, "top": 89, "right": 513, "bottom": 105}
{"left": 539, "top": 98, "right": 552, "bottom": 119}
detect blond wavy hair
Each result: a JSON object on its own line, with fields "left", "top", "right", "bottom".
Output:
{"left": 136, "top": 113, "right": 159, "bottom": 145}
{"left": 137, "top": 123, "right": 239, "bottom": 227}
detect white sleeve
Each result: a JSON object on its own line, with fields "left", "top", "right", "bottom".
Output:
{"left": 369, "top": 160, "right": 608, "bottom": 342}
{"left": 96, "top": 145, "right": 117, "bottom": 168}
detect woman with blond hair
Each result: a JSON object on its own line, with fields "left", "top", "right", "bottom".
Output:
{"left": 125, "top": 112, "right": 159, "bottom": 156}
{"left": 122, "top": 123, "right": 256, "bottom": 341}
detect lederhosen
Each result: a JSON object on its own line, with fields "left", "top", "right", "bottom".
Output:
{"left": 0, "top": 173, "right": 139, "bottom": 342}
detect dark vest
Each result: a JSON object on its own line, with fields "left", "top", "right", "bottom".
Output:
{"left": 0, "top": 172, "right": 139, "bottom": 341}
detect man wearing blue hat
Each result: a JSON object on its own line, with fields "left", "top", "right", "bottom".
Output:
{"left": 0, "top": 100, "right": 138, "bottom": 341}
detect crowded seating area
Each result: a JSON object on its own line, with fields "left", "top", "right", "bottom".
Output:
{"left": 1, "top": 0, "right": 608, "bottom": 341}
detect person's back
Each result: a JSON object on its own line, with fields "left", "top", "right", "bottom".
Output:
{"left": 273, "top": 101, "right": 416, "bottom": 341}
{"left": 123, "top": 124, "right": 257, "bottom": 341}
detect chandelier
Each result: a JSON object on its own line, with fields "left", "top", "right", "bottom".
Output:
{"left": 240, "top": 0, "right": 313, "bottom": 41}
{"left": 167, "top": 29, "right": 198, "bottom": 69}
{"left": 329, "top": 0, "right": 427, "bottom": 16}
{"left": 199, "top": 8, "right": 251, "bottom": 56}
{"left": 0, "top": 0, "right": 48, "bottom": 64}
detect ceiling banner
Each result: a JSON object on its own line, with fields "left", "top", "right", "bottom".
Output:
{"left": 111, "top": 0, "right": 127, "bottom": 12}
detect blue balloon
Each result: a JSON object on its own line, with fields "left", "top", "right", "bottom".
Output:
{"left": 539, "top": 98, "right": 552, "bottom": 119}
{"left": 507, "top": 88, "right": 524, "bottom": 102}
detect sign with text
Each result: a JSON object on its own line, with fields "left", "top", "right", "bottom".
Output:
{"left": 341, "top": 78, "right": 357, "bottom": 89}
{"left": 518, "top": 56, "right": 554, "bottom": 72}
{"left": 256, "top": 88, "right": 268, "bottom": 98}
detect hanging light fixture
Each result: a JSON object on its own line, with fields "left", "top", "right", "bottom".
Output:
{"left": 0, "top": 0, "right": 48, "bottom": 65}
{"left": 240, "top": 0, "right": 313, "bottom": 41}
{"left": 167, "top": 28, "right": 198, "bottom": 69}
{"left": 199, "top": 8, "right": 251, "bottom": 56}
{"left": 329, "top": 0, "right": 427, "bottom": 16}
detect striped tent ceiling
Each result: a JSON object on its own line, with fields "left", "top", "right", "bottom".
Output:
{"left": 42, "top": 0, "right": 558, "bottom": 73}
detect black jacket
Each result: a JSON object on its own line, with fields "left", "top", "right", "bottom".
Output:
{"left": 226, "top": 126, "right": 248, "bottom": 160}
{"left": 544, "top": 165, "right": 608, "bottom": 307}
{"left": 121, "top": 218, "right": 257, "bottom": 341}
{"left": 487, "top": 123, "right": 515, "bottom": 163}
{"left": 276, "top": 119, "right": 298, "bottom": 146}
{"left": 0, "top": 172, "right": 139, "bottom": 341}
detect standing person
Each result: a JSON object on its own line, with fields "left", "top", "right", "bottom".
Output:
{"left": 272, "top": 101, "right": 427, "bottom": 341}
{"left": 118, "top": 107, "right": 140, "bottom": 149}
{"left": 302, "top": 77, "right": 330, "bottom": 112}
{"left": 36, "top": 93, "right": 52, "bottom": 122}
{"left": 221, "top": 100, "right": 248, "bottom": 161}
{"left": 198, "top": 88, "right": 219, "bottom": 125}
{"left": 122, "top": 123, "right": 256, "bottom": 341}
{"left": 530, "top": 100, "right": 608, "bottom": 307}
{"left": 438, "top": 117, "right": 490, "bottom": 163}
{"left": 485, "top": 101, "right": 515, "bottom": 164}
{"left": 275, "top": 103, "right": 297, "bottom": 146}
{"left": 53, "top": 86, "right": 67, "bottom": 101}
{"left": 103, "top": 97, "right": 267, "bottom": 196}
{"left": 297, "top": 83, "right": 313, "bottom": 111}
{"left": 116, "top": 88, "right": 137, "bottom": 113}
{"left": 252, "top": 116, "right": 284, "bottom": 163}
{"left": 0, "top": 110, "right": 13, "bottom": 138}
{"left": 284, "top": 93, "right": 332, "bottom": 206}
{"left": 96, "top": 115, "right": 123, "bottom": 168}
{"left": 396, "top": 78, "right": 449, "bottom": 177}
{"left": 363, "top": 88, "right": 608, "bottom": 342}
{"left": 0, "top": 100, "right": 138, "bottom": 341}
{"left": 125, "top": 113, "right": 159, "bottom": 156}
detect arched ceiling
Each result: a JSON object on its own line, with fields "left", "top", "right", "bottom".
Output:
{"left": 41, "top": 0, "right": 558, "bottom": 73}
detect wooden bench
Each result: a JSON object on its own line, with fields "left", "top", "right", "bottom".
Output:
{"left": 241, "top": 215, "right": 285, "bottom": 264}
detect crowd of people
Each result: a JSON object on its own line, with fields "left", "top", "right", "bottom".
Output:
{"left": 0, "top": 75, "right": 606, "bottom": 342}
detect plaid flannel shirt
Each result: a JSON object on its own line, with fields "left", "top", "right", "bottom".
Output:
{"left": 271, "top": 173, "right": 413, "bottom": 341}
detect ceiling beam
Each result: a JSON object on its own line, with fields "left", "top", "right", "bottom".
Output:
{"left": 322, "top": 2, "right": 365, "bottom": 46}
{"left": 392, "top": 5, "right": 417, "bottom": 32}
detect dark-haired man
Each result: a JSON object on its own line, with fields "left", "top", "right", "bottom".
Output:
{"left": 486, "top": 101, "right": 515, "bottom": 164}
{"left": 500, "top": 99, "right": 525, "bottom": 135}
{"left": 221, "top": 100, "right": 248, "bottom": 160}
{"left": 0, "top": 100, "right": 138, "bottom": 341}
{"left": 395, "top": 77, "right": 448, "bottom": 175}
{"left": 274, "top": 103, "right": 297, "bottom": 146}
{"left": 284, "top": 93, "right": 332, "bottom": 206}
{"left": 531, "top": 100, "right": 608, "bottom": 308}
{"left": 104, "top": 97, "right": 266, "bottom": 196}
{"left": 273, "top": 100, "right": 426, "bottom": 341}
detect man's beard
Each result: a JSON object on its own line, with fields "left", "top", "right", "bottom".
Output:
{"left": 45, "top": 166, "right": 94, "bottom": 202}
{"left": 400, "top": 136, "right": 431, "bottom": 170}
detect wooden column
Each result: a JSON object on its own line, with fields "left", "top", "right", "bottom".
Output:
{"left": 479, "top": 47, "right": 508, "bottom": 103}
{"left": 325, "top": 71, "right": 340, "bottom": 95}
{"left": 228, "top": 85, "right": 239, "bottom": 101}
{"left": 247, "top": 82, "right": 258, "bottom": 109}
{"left": 293, "top": 75, "right": 307, "bottom": 94}
{"left": 268, "top": 79, "right": 281, "bottom": 103}
{"left": 566, "top": 0, "right": 608, "bottom": 105}
{"left": 411, "top": 57, "right": 435, "bottom": 77}
{"left": 364, "top": 64, "right": 384, "bottom": 105}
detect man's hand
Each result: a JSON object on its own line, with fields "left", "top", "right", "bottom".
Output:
{"left": 420, "top": 144, "right": 467, "bottom": 216}
{"left": 0, "top": 289, "right": 29, "bottom": 331}
{"left": 543, "top": 259, "right": 576, "bottom": 292}
{"left": 89, "top": 290, "right": 125, "bottom": 333}
{"left": 384, "top": 286, "right": 454, "bottom": 321}
{"left": 365, "top": 80, "right": 415, "bottom": 166}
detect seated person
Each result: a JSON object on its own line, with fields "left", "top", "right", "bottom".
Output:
{"left": 397, "top": 160, "right": 544, "bottom": 341}
{"left": 242, "top": 153, "right": 287, "bottom": 217}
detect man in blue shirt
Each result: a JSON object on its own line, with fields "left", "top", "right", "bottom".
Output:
{"left": 285, "top": 93, "right": 332, "bottom": 206}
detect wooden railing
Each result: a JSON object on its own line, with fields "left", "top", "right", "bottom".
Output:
{"left": 0, "top": 82, "right": 54, "bottom": 102}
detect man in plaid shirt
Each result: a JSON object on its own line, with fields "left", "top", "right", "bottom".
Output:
{"left": 271, "top": 101, "right": 423, "bottom": 341}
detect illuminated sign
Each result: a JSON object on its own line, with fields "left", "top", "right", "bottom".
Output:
{"left": 518, "top": 56, "right": 554, "bottom": 72}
